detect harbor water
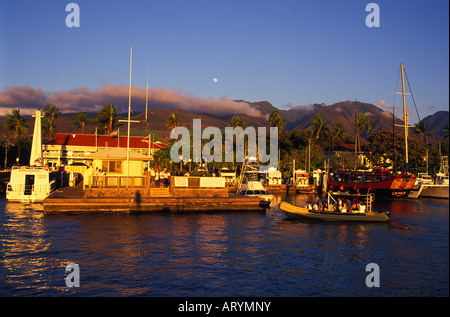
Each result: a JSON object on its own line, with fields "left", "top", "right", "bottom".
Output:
{"left": 0, "top": 194, "right": 448, "bottom": 297}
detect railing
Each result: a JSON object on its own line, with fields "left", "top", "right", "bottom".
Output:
{"left": 86, "top": 175, "right": 146, "bottom": 188}
{"left": 171, "top": 176, "right": 225, "bottom": 188}
{"left": 7, "top": 183, "right": 53, "bottom": 194}
{"left": 85, "top": 175, "right": 226, "bottom": 189}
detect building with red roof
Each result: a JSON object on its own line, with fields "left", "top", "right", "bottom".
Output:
{"left": 42, "top": 133, "right": 166, "bottom": 167}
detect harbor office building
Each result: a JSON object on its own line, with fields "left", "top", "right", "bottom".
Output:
{"left": 42, "top": 133, "right": 166, "bottom": 173}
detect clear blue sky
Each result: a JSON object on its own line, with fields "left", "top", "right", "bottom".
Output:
{"left": 0, "top": 0, "right": 448, "bottom": 123}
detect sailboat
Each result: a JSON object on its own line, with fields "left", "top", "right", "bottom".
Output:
{"left": 328, "top": 64, "right": 416, "bottom": 199}
{"left": 6, "top": 109, "right": 60, "bottom": 203}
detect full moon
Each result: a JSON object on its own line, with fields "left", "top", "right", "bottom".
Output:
{"left": 213, "top": 77, "right": 218, "bottom": 83}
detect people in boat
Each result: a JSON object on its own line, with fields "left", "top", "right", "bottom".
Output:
{"left": 358, "top": 201, "right": 366, "bottom": 213}
{"left": 312, "top": 202, "right": 318, "bottom": 210}
{"left": 337, "top": 197, "right": 342, "bottom": 211}
{"left": 341, "top": 202, "right": 348, "bottom": 213}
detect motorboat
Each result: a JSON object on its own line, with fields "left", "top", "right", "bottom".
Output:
{"left": 6, "top": 109, "right": 61, "bottom": 203}
{"left": 6, "top": 166, "right": 58, "bottom": 203}
{"left": 237, "top": 181, "right": 274, "bottom": 206}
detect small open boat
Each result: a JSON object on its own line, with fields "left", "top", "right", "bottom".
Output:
{"left": 280, "top": 192, "right": 390, "bottom": 223}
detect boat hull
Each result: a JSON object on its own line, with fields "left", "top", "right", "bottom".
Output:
{"left": 279, "top": 202, "right": 389, "bottom": 223}
{"left": 420, "top": 185, "right": 449, "bottom": 199}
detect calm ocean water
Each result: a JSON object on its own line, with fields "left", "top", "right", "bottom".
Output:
{"left": 0, "top": 194, "right": 448, "bottom": 297}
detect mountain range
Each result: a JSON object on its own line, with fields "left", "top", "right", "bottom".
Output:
{"left": 1, "top": 100, "right": 448, "bottom": 144}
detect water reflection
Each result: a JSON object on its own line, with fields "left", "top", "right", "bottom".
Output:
{"left": 0, "top": 195, "right": 448, "bottom": 296}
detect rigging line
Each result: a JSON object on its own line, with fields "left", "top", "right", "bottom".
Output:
{"left": 404, "top": 67, "right": 430, "bottom": 148}
{"left": 404, "top": 68, "right": 421, "bottom": 122}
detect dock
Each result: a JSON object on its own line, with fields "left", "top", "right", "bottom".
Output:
{"left": 43, "top": 182, "right": 268, "bottom": 215}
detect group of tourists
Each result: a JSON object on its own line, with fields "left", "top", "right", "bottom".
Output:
{"left": 306, "top": 197, "right": 367, "bottom": 213}
{"left": 144, "top": 168, "right": 171, "bottom": 188}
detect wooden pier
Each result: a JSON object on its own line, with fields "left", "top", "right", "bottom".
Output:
{"left": 43, "top": 181, "right": 268, "bottom": 215}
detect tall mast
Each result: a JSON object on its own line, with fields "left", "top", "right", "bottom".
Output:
{"left": 145, "top": 64, "right": 149, "bottom": 122}
{"left": 354, "top": 100, "right": 358, "bottom": 170}
{"left": 127, "top": 46, "right": 132, "bottom": 176}
{"left": 401, "top": 63, "right": 408, "bottom": 167}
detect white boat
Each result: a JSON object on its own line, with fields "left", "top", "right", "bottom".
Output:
{"left": 235, "top": 156, "right": 274, "bottom": 206}
{"left": 6, "top": 166, "right": 58, "bottom": 203}
{"left": 6, "top": 109, "right": 59, "bottom": 203}
{"left": 420, "top": 183, "right": 449, "bottom": 199}
{"left": 295, "top": 169, "right": 315, "bottom": 193}
{"left": 237, "top": 180, "right": 274, "bottom": 205}
{"left": 408, "top": 157, "right": 449, "bottom": 199}
{"left": 407, "top": 173, "right": 434, "bottom": 198}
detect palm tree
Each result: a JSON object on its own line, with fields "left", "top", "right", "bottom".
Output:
{"left": 97, "top": 104, "right": 120, "bottom": 135}
{"left": 269, "top": 110, "right": 287, "bottom": 133}
{"left": 43, "top": 104, "right": 60, "bottom": 139}
{"left": 229, "top": 115, "right": 247, "bottom": 128}
{"left": 73, "top": 111, "right": 89, "bottom": 134}
{"left": 356, "top": 111, "right": 373, "bottom": 161}
{"left": 3, "top": 109, "right": 29, "bottom": 163}
{"left": 309, "top": 114, "right": 329, "bottom": 140}
{"left": 414, "top": 120, "right": 430, "bottom": 142}
{"left": 332, "top": 121, "right": 346, "bottom": 149}
{"left": 357, "top": 111, "right": 373, "bottom": 137}
{"left": 166, "top": 113, "right": 180, "bottom": 130}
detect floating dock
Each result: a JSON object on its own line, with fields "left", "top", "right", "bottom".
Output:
{"left": 42, "top": 182, "right": 268, "bottom": 215}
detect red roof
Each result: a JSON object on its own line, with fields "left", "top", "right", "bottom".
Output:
{"left": 44, "top": 133, "right": 166, "bottom": 150}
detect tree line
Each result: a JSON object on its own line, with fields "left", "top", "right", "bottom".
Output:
{"left": 157, "top": 111, "right": 449, "bottom": 178}
{"left": 1, "top": 105, "right": 449, "bottom": 176}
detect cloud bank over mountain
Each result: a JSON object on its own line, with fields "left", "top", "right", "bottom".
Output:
{"left": 0, "top": 85, "right": 263, "bottom": 118}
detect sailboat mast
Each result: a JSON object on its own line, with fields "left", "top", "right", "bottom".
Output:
{"left": 127, "top": 46, "right": 132, "bottom": 176}
{"left": 145, "top": 64, "right": 149, "bottom": 122}
{"left": 401, "top": 63, "right": 408, "bottom": 166}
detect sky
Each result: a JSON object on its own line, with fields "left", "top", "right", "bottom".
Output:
{"left": 0, "top": 0, "right": 448, "bottom": 123}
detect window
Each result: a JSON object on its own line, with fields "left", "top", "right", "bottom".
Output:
{"left": 102, "top": 160, "right": 122, "bottom": 173}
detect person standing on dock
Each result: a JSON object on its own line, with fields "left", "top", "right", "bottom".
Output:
{"left": 150, "top": 168, "right": 155, "bottom": 187}
{"left": 93, "top": 167, "right": 99, "bottom": 186}
{"left": 155, "top": 169, "right": 160, "bottom": 188}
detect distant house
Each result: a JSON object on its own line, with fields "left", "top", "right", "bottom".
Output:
{"left": 42, "top": 133, "right": 166, "bottom": 168}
